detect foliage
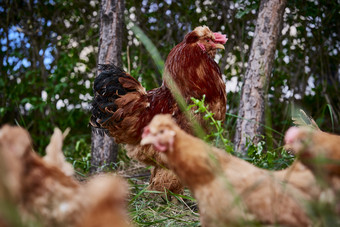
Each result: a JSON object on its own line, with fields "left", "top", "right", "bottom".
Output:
{"left": 244, "top": 139, "right": 294, "bottom": 170}
{"left": 189, "top": 95, "right": 234, "bottom": 153}
{"left": 65, "top": 136, "right": 92, "bottom": 173}
{"left": 0, "top": 0, "right": 99, "bottom": 156}
{"left": 271, "top": 0, "right": 340, "bottom": 135}
{"left": 189, "top": 95, "right": 294, "bottom": 170}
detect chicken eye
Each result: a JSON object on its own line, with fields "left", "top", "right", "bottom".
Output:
{"left": 206, "top": 39, "right": 210, "bottom": 42}
{"left": 159, "top": 129, "right": 164, "bottom": 134}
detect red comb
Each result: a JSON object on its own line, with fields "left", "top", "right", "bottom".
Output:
{"left": 213, "top": 32, "right": 228, "bottom": 44}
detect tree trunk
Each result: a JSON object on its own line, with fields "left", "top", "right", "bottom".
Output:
{"left": 234, "top": 0, "right": 287, "bottom": 154}
{"left": 91, "top": 0, "right": 124, "bottom": 173}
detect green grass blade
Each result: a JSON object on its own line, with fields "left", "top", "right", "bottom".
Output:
{"left": 326, "top": 104, "right": 335, "bottom": 132}
{"left": 129, "top": 22, "right": 164, "bottom": 75}
{"left": 129, "top": 185, "right": 148, "bottom": 205}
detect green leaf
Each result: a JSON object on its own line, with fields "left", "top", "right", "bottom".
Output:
{"left": 235, "top": 4, "right": 258, "bottom": 19}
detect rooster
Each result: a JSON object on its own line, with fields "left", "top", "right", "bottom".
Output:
{"left": 91, "top": 26, "right": 228, "bottom": 193}
{"left": 141, "top": 114, "right": 311, "bottom": 227}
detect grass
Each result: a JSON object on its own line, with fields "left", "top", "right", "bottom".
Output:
{"left": 66, "top": 155, "right": 200, "bottom": 226}
{"left": 119, "top": 158, "right": 199, "bottom": 226}
{"left": 129, "top": 187, "right": 199, "bottom": 226}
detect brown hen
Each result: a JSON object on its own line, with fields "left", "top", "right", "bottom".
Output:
{"left": 0, "top": 125, "right": 131, "bottom": 227}
{"left": 141, "top": 115, "right": 313, "bottom": 227}
{"left": 285, "top": 126, "right": 340, "bottom": 195}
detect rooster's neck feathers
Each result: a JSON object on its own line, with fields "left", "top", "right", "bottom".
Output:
{"left": 164, "top": 42, "right": 225, "bottom": 106}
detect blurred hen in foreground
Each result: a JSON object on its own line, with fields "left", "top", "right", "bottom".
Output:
{"left": 285, "top": 126, "right": 340, "bottom": 190}
{"left": 91, "top": 26, "right": 227, "bottom": 194}
{"left": 141, "top": 114, "right": 316, "bottom": 227}
{"left": 0, "top": 125, "right": 131, "bottom": 227}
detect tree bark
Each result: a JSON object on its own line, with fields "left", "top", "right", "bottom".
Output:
{"left": 91, "top": 0, "right": 124, "bottom": 173}
{"left": 234, "top": 0, "right": 287, "bottom": 154}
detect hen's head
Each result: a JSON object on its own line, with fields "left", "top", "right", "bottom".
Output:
{"left": 284, "top": 127, "right": 313, "bottom": 154}
{"left": 140, "top": 114, "right": 177, "bottom": 153}
{"left": 285, "top": 126, "right": 340, "bottom": 176}
{"left": 184, "top": 26, "right": 228, "bottom": 58}
{"left": 284, "top": 127, "right": 321, "bottom": 168}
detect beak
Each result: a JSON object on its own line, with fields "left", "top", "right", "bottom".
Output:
{"left": 214, "top": 43, "right": 225, "bottom": 50}
{"left": 141, "top": 135, "right": 155, "bottom": 146}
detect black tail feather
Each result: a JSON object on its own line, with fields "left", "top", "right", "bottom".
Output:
{"left": 90, "top": 64, "right": 129, "bottom": 130}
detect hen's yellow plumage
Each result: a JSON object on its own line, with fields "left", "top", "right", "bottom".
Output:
{"left": 141, "top": 114, "right": 316, "bottom": 226}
